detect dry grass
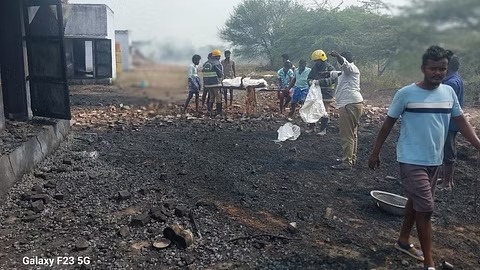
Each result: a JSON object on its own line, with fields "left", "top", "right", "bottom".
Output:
{"left": 115, "top": 65, "right": 187, "bottom": 103}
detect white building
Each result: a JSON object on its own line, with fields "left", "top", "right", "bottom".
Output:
{"left": 63, "top": 4, "right": 116, "bottom": 84}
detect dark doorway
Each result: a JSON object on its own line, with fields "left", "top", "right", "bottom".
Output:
{"left": 23, "top": 0, "right": 71, "bottom": 120}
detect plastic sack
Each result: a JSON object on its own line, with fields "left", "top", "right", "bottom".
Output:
{"left": 299, "top": 82, "right": 328, "bottom": 123}
{"left": 276, "top": 122, "right": 301, "bottom": 142}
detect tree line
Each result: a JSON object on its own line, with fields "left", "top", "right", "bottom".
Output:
{"left": 220, "top": 0, "right": 480, "bottom": 91}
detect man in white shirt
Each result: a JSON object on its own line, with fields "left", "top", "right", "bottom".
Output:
{"left": 330, "top": 50, "right": 364, "bottom": 170}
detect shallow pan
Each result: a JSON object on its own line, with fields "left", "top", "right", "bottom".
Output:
{"left": 370, "top": 190, "right": 407, "bottom": 216}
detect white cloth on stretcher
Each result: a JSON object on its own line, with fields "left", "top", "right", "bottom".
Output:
{"left": 222, "top": 77, "right": 267, "bottom": 90}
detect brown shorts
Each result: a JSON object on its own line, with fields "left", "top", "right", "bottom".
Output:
{"left": 399, "top": 163, "right": 439, "bottom": 213}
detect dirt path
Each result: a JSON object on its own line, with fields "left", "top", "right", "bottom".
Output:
{"left": 0, "top": 81, "right": 479, "bottom": 269}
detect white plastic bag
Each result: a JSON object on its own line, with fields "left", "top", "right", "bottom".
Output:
{"left": 299, "top": 82, "right": 328, "bottom": 123}
{"left": 276, "top": 122, "right": 301, "bottom": 142}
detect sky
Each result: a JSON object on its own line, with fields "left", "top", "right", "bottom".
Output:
{"left": 69, "top": 0, "right": 410, "bottom": 47}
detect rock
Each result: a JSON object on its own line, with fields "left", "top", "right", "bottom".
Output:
{"left": 118, "top": 226, "right": 130, "bottom": 237}
{"left": 287, "top": 222, "right": 298, "bottom": 234}
{"left": 401, "top": 259, "right": 409, "bottom": 266}
{"left": 159, "top": 173, "right": 168, "bottom": 181}
{"left": 21, "top": 191, "right": 35, "bottom": 201}
{"left": 385, "top": 176, "right": 397, "bottom": 180}
{"left": 30, "top": 194, "right": 50, "bottom": 204}
{"left": 63, "top": 159, "right": 73, "bottom": 165}
{"left": 324, "top": 207, "right": 333, "bottom": 220}
{"left": 178, "top": 170, "right": 187, "bottom": 176}
{"left": 163, "top": 200, "right": 176, "bottom": 210}
{"left": 130, "top": 213, "right": 151, "bottom": 227}
{"left": 23, "top": 211, "right": 40, "bottom": 222}
{"left": 40, "top": 167, "right": 51, "bottom": 173}
{"left": 183, "top": 255, "right": 195, "bottom": 265}
{"left": 118, "top": 190, "right": 132, "bottom": 200}
{"left": 53, "top": 193, "right": 65, "bottom": 200}
{"left": 31, "top": 184, "right": 43, "bottom": 193}
{"left": 252, "top": 240, "right": 266, "bottom": 249}
{"left": 31, "top": 200, "right": 45, "bottom": 213}
{"left": 138, "top": 188, "right": 149, "bottom": 195}
{"left": 43, "top": 181, "right": 56, "bottom": 189}
{"left": 174, "top": 206, "right": 189, "bottom": 217}
{"left": 75, "top": 238, "right": 89, "bottom": 251}
{"left": 151, "top": 210, "right": 168, "bottom": 222}
{"left": 34, "top": 172, "right": 47, "bottom": 180}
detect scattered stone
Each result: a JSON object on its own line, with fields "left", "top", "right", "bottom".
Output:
{"left": 138, "top": 188, "right": 149, "bottom": 195}
{"left": 4, "top": 216, "right": 17, "bottom": 224}
{"left": 30, "top": 194, "right": 50, "bottom": 204}
{"left": 21, "top": 191, "right": 34, "bottom": 201}
{"left": 174, "top": 206, "right": 189, "bottom": 217}
{"left": 75, "top": 238, "right": 90, "bottom": 251}
{"left": 40, "top": 167, "right": 51, "bottom": 173}
{"left": 151, "top": 209, "right": 168, "bottom": 222}
{"left": 54, "top": 166, "right": 68, "bottom": 173}
{"left": 43, "top": 181, "right": 56, "bottom": 189}
{"left": 63, "top": 159, "right": 73, "bottom": 165}
{"left": 130, "top": 213, "right": 151, "bottom": 227}
{"left": 324, "top": 207, "right": 333, "bottom": 220}
{"left": 159, "top": 173, "right": 167, "bottom": 181}
{"left": 182, "top": 255, "right": 195, "bottom": 265}
{"left": 252, "top": 240, "right": 266, "bottom": 249}
{"left": 163, "top": 200, "right": 176, "bottom": 210}
{"left": 31, "top": 184, "right": 43, "bottom": 193}
{"left": 287, "top": 222, "right": 299, "bottom": 234}
{"left": 118, "top": 226, "right": 130, "bottom": 237}
{"left": 118, "top": 190, "right": 132, "bottom": 200}
{"left": 385, "top": 176, "right": 397, "bottom": 181}
{"left": 53, "top": 193, "right": 65, "bottom": 200}
{"left": 178, "top": 170, "right": 187, "bottom": 176}
{"left": 30, "top": 200, "right": 45, "bottom": 213}
{"left": 34, "top": 172, "right": 47, "bottom": 180}
{"left": 73, "top": 166, "right": 84, "bottom": 172}
{"left": 23, "top": 211, "right": 40, "bottom": 222}
{"left": 401, "top": 260, "right": 409, "bottom": 266}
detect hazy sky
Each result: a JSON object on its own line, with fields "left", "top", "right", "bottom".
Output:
{"left": 70, "top": 0, "right": 409, "bottom": 47}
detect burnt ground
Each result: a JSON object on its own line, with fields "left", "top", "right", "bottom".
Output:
{"left": 0, "top": 84, "right": 479, "bottom": 270}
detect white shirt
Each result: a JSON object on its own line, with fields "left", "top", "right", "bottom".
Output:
{"left": 334, "top": 57, "right": 363, "bottom": 109}
{"left": 187, "top": 63, "right": 198, "bottom": 79}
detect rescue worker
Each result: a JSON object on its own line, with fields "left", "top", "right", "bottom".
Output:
{"left": 307, "top": 49, "right": 337, "bottom": 135}
{"left": 201, "top": 53, "right": 212, "bottom": 108}
{"left": 202, "top": 49, "right": 224, "bottom": 115}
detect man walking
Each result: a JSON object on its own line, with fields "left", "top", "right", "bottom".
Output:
{"left": 288, "top": 59, "right": 311, "bottom": 118}
{"left": 368, "top": 45, "right": 480, "bottom": 270}
{"left": 441, "top": 55, "right": 464, "bottom": 191}
{"left": 330, "top": 50, "right": 364, "bottom": 170}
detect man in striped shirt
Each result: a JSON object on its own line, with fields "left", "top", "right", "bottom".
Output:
{"left": 368, "top": 45, "right": 480, "bottom": 270}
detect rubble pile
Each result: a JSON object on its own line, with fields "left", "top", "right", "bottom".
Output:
{"left": 72, "top": 103, "right": 170, "bottom": 130}
{"left": 363, "top": 104, "right": 389, "bottom": 123}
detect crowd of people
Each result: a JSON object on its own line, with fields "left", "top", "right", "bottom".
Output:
{"left": 181, "top": 45, "right": 480, "bottom": 270}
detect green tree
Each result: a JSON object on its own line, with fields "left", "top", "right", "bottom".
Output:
{"left": 219, "top": 0, "right": 302, "bottom": 67}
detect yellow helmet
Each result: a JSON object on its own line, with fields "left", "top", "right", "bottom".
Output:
{"left": 311, "top": 50, "right": 327, "bottom": 61}
{"left": 212, "top": 49, "right": 222, "bottom": 57}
